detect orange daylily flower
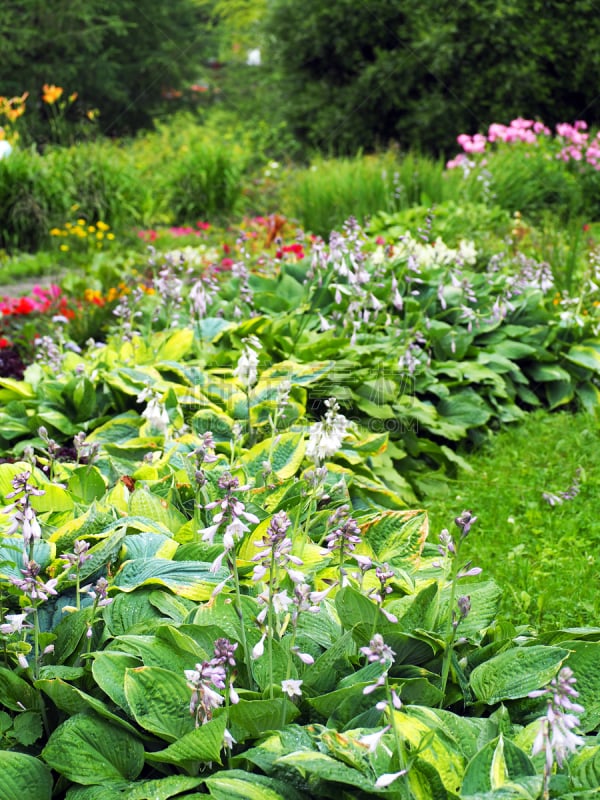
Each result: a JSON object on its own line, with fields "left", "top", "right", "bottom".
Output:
{"left": 42, "top": 84, "right": 63, "bottom": 104}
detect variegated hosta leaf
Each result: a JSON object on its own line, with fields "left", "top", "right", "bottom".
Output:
{"left": 359, "top": 509, "right": 428, "bottom": 566}
{"left": 240, "top": 432, "right": 306, "bottom": 480}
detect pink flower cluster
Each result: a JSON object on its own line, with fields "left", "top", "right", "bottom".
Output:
{"left": 555, "top": 121, "right": 600, "bottom": 168}
{"left": 447, "top": 117, "right": 600, "bottom": 171}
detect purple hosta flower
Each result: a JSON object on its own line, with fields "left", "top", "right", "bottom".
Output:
{"left": 10, "top": 561, "right": 58, "bottom": 602}
{"left": 455, "top": 510, "right": 477, "bottom": 538}
{"left": 73, "top": 432, "right": 100, "bottom": 466}
{"left": 324, "top": 507, "right": 361, "bottom": 553}
{"left": 212, "top": 637, "right": 238, "bottom": 668}
{"left": 5, "top": 471, "right": 45, "bottom": 548}
{"left": 543, "top": 467, "right": 582, "bottom": 507}
{"left": 59, "top": 540, "right": 92, "bottom": 575}
{"left": 252, "top": 511, "right": 299, "bottom": 583}
{"left": 368, "top": 564, "right": 398, "bottom": 623}
{"left": 530, "top": 667, "right": 585, "bottom": 793}
{"left": 204, "top": 473, "right": 259, "bottom": 571}
{"left": 186, "top": 661, "right": 226, "bottom": 726}
{"left": 35, "top": 335, "right": 64, "bottom": 373}
{"left": 281, "top": 678, "right": 303, "bottom": 699}
{"left": 84, "top": 577, "right": 112, "bottom": 607}
{"left": 306, "top": 398, "right": 349, "bottom": 466}
{"left": 362, "top": 635, "right": 402, "bottom": 715}
{"left": 0, "top": 612, "right": 30, "bottom": 635}
{"left": 361, "top": 634, "right": 395, "bottom": 665}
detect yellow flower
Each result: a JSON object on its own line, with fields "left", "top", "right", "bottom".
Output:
{"left": 96, "top": 221, "right": 109, "bottom": 231}
{"left": 88, "top": 225, "right": 96, "bottom": 233}
{"left": 96, "top": 231, "right": 104, "bottom": 240}
{"left": 50, "top": 228, "right": 62, "bottom": 236}
{"left": 71, "top": 203, "right": 80, "bottom": 212}
{"left": 84, "top": 288, "right": 102, "bottom": 303}
{"left": 42, "top": 84, "right": 63, "bottom": 105}
{"left": 77, "top": 218, "right": 86, "bottom": 226}
{"left": 106, "top": 232, "right": 115, "bottom": 240}
{"left": 59, "top": 244, "right": 69, "bottom": 252}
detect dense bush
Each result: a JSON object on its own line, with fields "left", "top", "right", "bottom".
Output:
{"left": 263, "top": 0, "right": 600, "bottom": 155}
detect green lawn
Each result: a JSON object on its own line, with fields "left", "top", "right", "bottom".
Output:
{"left": 423, "top": 409, "right": 600, "bottom": 631}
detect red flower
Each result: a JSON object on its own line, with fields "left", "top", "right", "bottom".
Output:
{"left": 281, "top": 243, "right": 305, "bottom": 260}
{"left": 0, "top": 337, "right": 9, "bottom": 348}
{"left": 220, "top": 257, "right": 234, "bottom": 270}
{"left": 13, "top": 297, "right": 36, "bottom": 315}
{"left": 196, "top": 221, "right": 211, "bottom": 230}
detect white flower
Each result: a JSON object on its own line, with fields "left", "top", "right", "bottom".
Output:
{"left": 234, "top": 338, "right": 261, "bottom": 390}
{"left": 306, "top": 398, "right": 348, "bottom": 465}
{"left": 0, "top": 140, "right": 13, "bottom": 160}
{"left": 358, "top": 725, "right": 390, "bottom": 753}
{"left": 142, "top": 397, "right": 169, "bottom": 434}
{"left": 223, "top": 728, "right": 237, "bottom": 749}
{"left": 374, "top": 770, "right": 407, "bottom": 788}
{"left": 0, "top": 613, "right": 29, "bottom": 635}
{"left": 281, "top": 679, "right": 303, "bottom": 698}
{"left": 252, "top": 633, "right": 266, "bottom": 660}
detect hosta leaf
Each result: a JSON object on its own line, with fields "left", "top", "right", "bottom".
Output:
{"left": 0, "top": 665, "right": 41, "bottom": 711}
{"left": 121, "top": 532, "right": 179, "bottom": 561}
{"left": 42, "top": 713, "right": 144, "bottom": 784}
{"left": 128, "top": 489, "right": 186, "bottom": 533}
{"left": 240, "top": 432, "right": 305, "bottom": 480}
{"left": 103, "top": 589, "right": 166, "bottom": 636}
{"left": 275, "top": 751, "right": 376, "bottom": 793}
{"left": 470, "top": 646, "right": 570, "bottom": 704}
{"left": 204, "top": 770, "right": 305, "bottom": 800}
{"left": 560, "top": 640, "right": 600, "bottom": 732}
{"left": 391, "top": 706, "right": 466, "bottom": 794}
{"left": 0, "top": 751, "right": 52, "bottom": 800}
{"left": 360, "top": 510, "right": 428, "bottom": 566}
{"left": 113, "top": 558, "right": 227, "bottom": 600}
{"left": 36, "top": 678, "right": 140, "bottom": 735}
{"left": 86, "top": 411, "right": 142, "bottom": 444}
{"left": 92, "top": 652, "right": 140, "bottom": 713}
{"left": 156, "top": 328, "right": 194, "bottom": 361}
{"left": 124, "top": 666, "right": 194, "bottom": 740}
{"left": 525, "top": 363, "right": 571, "bottom": 382}
{"left": 461, "top": 735, "right": 536, "bottom": 795}
{"left": 145, "top": 714, "right": 226, "bottom": 770}
{"left": 565, "top": 342, "right": 600, "bottom": 373}
{"left": 67, "top": 466, "right": 107, "bottom": 503}
{"left": 228, "top": 698, "right": 299, "bottom": 742}
{"left": 191, "top": 409, "right": 234, "bottom": 441}
{"left": 437, "top": 390, "right": 492, "bottom": 428}
{"left": 569, "top": 746, "right": 600, "bottom": 793}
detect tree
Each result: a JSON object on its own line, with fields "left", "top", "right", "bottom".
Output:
{"left": 263, "top": 0, "right": 600, "bottom": 156}
{"left": 0, "top": 0, "right": 216, "bottom": 137}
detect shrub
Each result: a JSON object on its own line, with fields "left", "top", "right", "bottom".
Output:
{"left": 162, "top": 140, "right": 248, "bottom": 223}
{"left": 0, "top": 148, "right": 69, "bottom": 252}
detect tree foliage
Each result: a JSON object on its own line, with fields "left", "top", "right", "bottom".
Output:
{"left": 0, "top": 0, "right": 215, "bottom": 136}
{"left": 263, "top": 0, "right": 600, "bottom": 155}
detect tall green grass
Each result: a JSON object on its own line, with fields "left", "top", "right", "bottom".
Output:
{"left": 281, "top": 151, "right": 463, "bottom": 237}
